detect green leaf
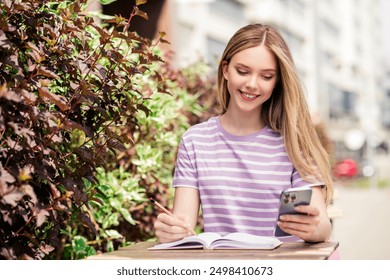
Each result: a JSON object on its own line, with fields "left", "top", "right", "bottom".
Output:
{"left": 136, "top": 0, "right": 148, "bottom": 6}
{"left": 99, "top": 0, "right": 118, "bottom": 5}
{"left": 105, "top": 229, "right": 123, "bottom": 239}
{"left": 106, "top": 240, "right": 114, "bottom": 252}
{"left": 119, "top": 208, "right": 136, "bottom": 225}
{"left": 72, "top": 236, "right": 88, "bottom": 252}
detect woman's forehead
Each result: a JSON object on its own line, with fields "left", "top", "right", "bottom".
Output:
{"left": 230, "top": 45, "right": 277, "bottom": 71}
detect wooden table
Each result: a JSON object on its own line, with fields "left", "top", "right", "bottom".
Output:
{"left": 87, "top": 241, "right": 339, "bottom": 260}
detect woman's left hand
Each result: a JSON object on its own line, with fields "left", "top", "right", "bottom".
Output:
{"left": 277, "top": 205, "right": 321, "bottom": 241}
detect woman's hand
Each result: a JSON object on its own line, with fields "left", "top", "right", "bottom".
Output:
{"left": 154, "top": 213, "right": 195, "bottom": 243}
{"left": 276, "top": 186, "right": 332, "bottom": 242}
{"left": 277, "top": 205, "right": 322, "bottom": 242}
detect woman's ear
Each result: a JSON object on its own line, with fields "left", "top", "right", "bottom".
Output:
{"left": 222, "top": 60, "right": 229, "bottom": 80}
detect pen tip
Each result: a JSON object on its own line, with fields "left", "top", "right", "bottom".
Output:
{"left": 149, "top": 197, "right": 155, "bottom": 203}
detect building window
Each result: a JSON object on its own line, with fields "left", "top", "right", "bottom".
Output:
{"left": 329, "top": 85, "right": 356, "bottom": 119}
{"left": 342, "top": 90, "right": 354, "bottom": 114}
{"left": 289, "top": 0, "right": 306, "bottom": 14}
{"left": 206, "top": 36, "right": 226, "bottom": 69}
{"left": 382, "top": 101, "right": 390, "bottom": 127}
{"left": 208, "top": 0, "right": 244, "bottom": 23}
{"left": 280, "top": 29, "right": 304, "bottom": 58}
{"left": 319, "top": 18, "right": 339, "bottom": 37}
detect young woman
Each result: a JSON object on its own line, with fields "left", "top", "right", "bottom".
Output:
{"left": 154, "top": 23, "right": 333, "bottom": 244}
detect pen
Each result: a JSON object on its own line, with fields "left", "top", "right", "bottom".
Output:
{"left": 149, "top": 197, "right": 196, "bottom": 235}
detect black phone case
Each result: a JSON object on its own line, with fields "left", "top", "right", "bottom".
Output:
{"left": 274, "top": 188, "right": 313, "bottom": 237}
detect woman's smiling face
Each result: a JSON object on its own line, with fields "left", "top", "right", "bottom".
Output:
{"left": 222, "top": 45, "right": 278, "bottom": 115}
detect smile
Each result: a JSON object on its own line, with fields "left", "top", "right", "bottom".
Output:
{"left": 239, "top": 90, "right": 258, "bottom": 101}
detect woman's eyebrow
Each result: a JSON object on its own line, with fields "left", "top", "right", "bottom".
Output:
{"left": 262, "top": 69, "right": 277, "bottom": 73}
{"left": 235, "top": 63, "right": 250, "bottom": 69}
{"left": 235, "top": 63, "right": 277, "bottom": 72}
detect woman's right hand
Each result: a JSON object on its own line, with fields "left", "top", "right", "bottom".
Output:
{"left": 154, "top": 213, "right": 195, "bottom": 243}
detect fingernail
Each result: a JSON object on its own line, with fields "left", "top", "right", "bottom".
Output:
{"left": 279, "top": 215, "right": 286, "bottom": 221}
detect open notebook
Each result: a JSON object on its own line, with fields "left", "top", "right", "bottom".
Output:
{"left": 149, "top": 232, "right": 282, "bottom": 250}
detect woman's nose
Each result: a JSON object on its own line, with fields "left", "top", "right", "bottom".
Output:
{"left": 245, "top": 75, "right": 258, "bottom": 89}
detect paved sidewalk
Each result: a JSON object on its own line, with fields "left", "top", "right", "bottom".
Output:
{"left": 331, "top": 185, "right": 390, "bottom": 259}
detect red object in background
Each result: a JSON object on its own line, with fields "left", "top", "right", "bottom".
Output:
{"left": 333, "top": 159, "right": 358, "bottom": 178}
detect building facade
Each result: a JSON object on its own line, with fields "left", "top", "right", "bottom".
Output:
{"left": 96, "top": 0, "right": 390, "bottom": 180}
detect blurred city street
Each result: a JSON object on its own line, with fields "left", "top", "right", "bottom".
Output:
{"left": 332, "top": 184, "right": 390, "bottom": 259}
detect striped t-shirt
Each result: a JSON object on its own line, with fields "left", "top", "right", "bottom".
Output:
{"left": 172, "top": 116, "right": 321, "bottom": 239}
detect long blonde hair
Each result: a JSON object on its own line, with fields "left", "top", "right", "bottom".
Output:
{"left": 217, "top": 24, "right": 333, "bottom": 204}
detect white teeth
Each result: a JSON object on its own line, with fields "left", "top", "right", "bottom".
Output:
{"left": 243, "top": 93, "right": 256, "bottom": 99}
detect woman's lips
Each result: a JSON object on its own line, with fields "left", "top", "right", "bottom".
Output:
{"left": 239, "top": 90, "right": 258, "bottom": 101}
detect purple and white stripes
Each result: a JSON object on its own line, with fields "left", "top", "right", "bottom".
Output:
{"left": 172, "top": 116, "right": 319, "bottom": 239}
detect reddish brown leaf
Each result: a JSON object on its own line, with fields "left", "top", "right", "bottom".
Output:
{"left": 51, "top": 133, "right": 63, "bottom": 143}
{"left": 134, "top": 7, "right": 148, "bottom": 20}
{"left": 37, "top": 67, "right": 60, "bottom": 79}
{"left": 38, "top": 243, "right": 55, "bottom": 254}
{"left": 0, "top": 84, "right": 21, "bottom": 102}
{"left": 52, "top": 201, "right": 70, "bottom": 213}
{"left": 20, "top": 89, "right": 37, "bottom": 104}
{"left": 90, "top": 23, "right": 111, "bottom": 43}
{"left": 5, "top": 137, "right": 23, "bottom": 151}
{"left": 0, "top": 248, "right": 15, "bottom": 260}
{"left": 106, "top": 15, "right": 127, "bottom": 26}
{"left": 0, "top": 164, "right": 16, "bottom": 185}
{"left": 26, "top": 41, "right": 40, "bottom": 53}
{"left": 21, "top": 184, "right": 37, "bottom": 203}
{"left": 38, "top": 86, "right": 70, "bottom": 112}
{"left": 28, "top": 49, "right": 44, "bottom": 63}
{"left": 159, "top": 37, "right": 170, "bottom": 44}
{"left": 0, "top": 30, "right": 11, "bottom": 49}
{"left": 78, "top": 212, "right": 98, "bottom": 236}
{"left": 49, "top": 183, "right": 61, "bottom": 199}
{"left": 35, "top": 209, "right": 49, "bottom": 227}
{"left": 1, "top": 190, "right": 24, "bottom": 207}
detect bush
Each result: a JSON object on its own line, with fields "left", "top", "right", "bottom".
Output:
{"left": 0, "top": 0, "right": 217, "bottom": 259}
{"left": 0, "top": 0, "right": 158, "bottom": 259}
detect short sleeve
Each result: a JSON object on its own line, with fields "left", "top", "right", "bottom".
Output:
{"left": 172, "top": 137, "right": 198, "bottom": 189}
{"left": 291, "top": 167, "right": 324, "bottom": 189}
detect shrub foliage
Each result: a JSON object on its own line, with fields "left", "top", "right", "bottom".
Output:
{"left": 0, "top": 0, "right": 218, "bottom": 259}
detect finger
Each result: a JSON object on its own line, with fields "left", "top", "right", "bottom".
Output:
{"left": 155, "top": 219, "right": 189, "bottom": 235}
{"left": 277, "top": 225, "right": 311, "bottom": 241}
{"left": 155, "top": 229, "right": 192, "bottom": 243}
{"left": 157, "top": 213, "right": 191, "bottom": 228}
{"left": 175, "top": 214, "right": 193, "bottom": 228}
{"left": 294, "top": 205, "right": 320, "bottom": 216}
{"left": 278, "top": 220, "right": 314, "bottom": 232}
{"left": 278, "top": 219, "right": 319, "bottom": 238}
{"left": 279, "top": 213, "right": 320, "bottom": 225}
{"left": 157, "top": 213, "right": 196, "bottom": 236}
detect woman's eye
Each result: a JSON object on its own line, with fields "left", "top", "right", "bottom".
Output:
{"left": 262, "top": 76, "right": 273, "bottom": 80}
{"left": 237, "top": 69, "right": 248, "bottom": 75}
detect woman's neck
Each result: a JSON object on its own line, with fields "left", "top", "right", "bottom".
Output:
{"left": 220, "top": 110, "right": 265, "bottom": 136}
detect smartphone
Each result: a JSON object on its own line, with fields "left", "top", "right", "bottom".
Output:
{"left": 274, "top": 187, "right": 312, "bottom": 237}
